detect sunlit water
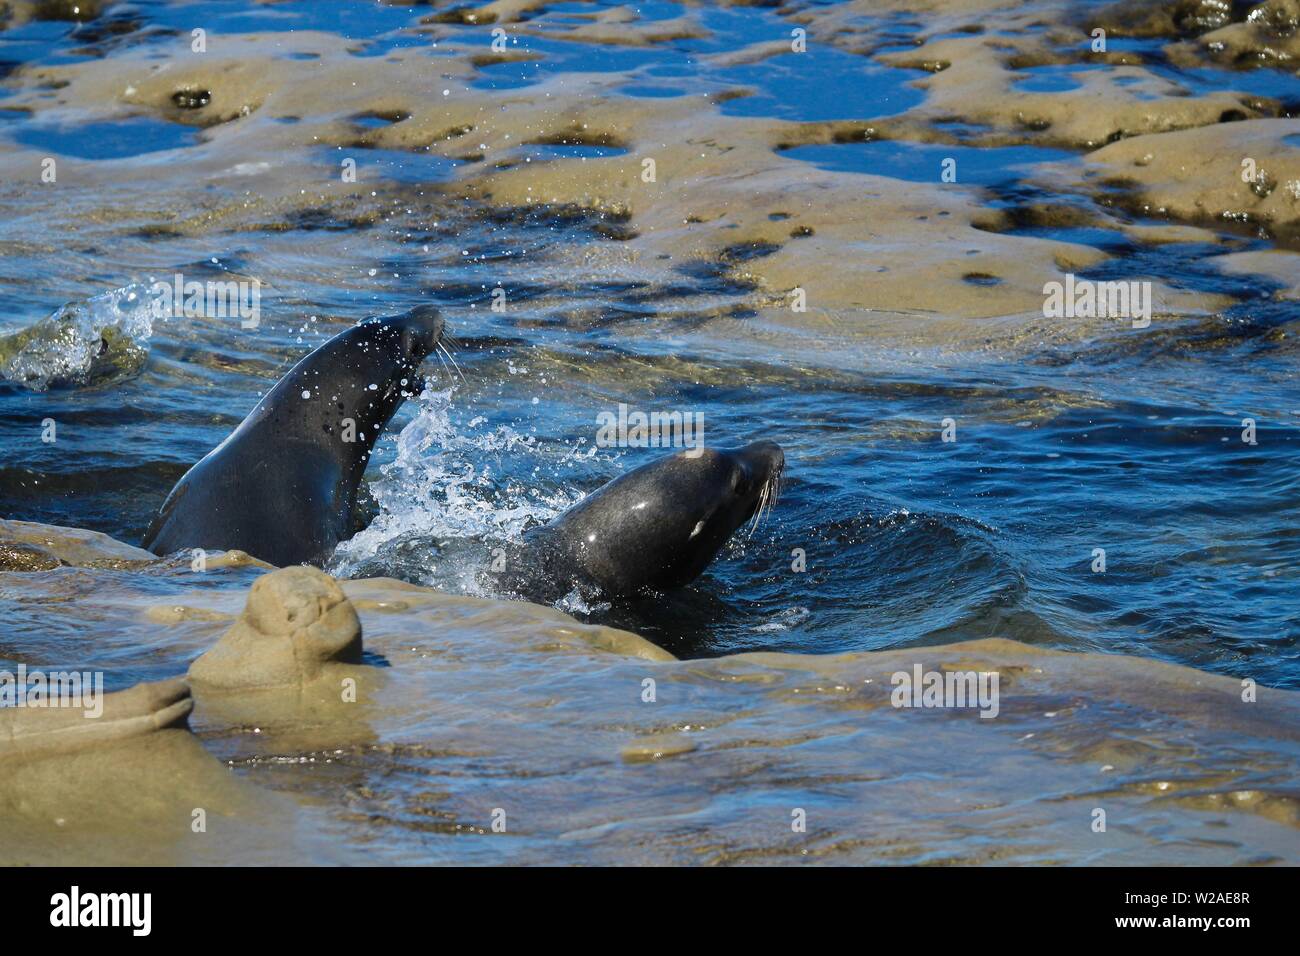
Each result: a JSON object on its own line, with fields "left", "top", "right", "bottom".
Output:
{"left": 0, "top": 0, "right": 1298, "bottom": 866}
{"left": 1, "top": 0, "right": 1297, "bottom": 686}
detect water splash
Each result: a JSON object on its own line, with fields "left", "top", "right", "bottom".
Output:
{"left": 555, "top": 587, "right": 612, "bottom": 617}
{"left": 329, "top": 388, "right": 582, "bottom": 591}
{"left": 753, "top": 606, "right": 811, "bottom": 632}
{"left": 0, "top": 284, "right": 155, "bottom": 391}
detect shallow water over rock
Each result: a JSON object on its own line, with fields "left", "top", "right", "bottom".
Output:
{"left": 0, "top": 0, "right": 1298, "bottom": 864}
{"left": 2, "top": 524, "right": 1296, "bottom": 865}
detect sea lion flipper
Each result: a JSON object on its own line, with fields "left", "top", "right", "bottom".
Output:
{"left": 140, "top": 478, "right": 188, "bottom": 552}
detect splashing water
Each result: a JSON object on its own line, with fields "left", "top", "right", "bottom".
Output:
{"left": 754, "top": 606, "right": 811, "bottom": 633}
{"left": 0, "top": 284, "right": 155, "bottom": 391}
{"left": 329, "top": 388, "right": 583, "bottom": 591}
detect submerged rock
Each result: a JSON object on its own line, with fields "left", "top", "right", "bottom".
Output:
{"left": 0, "top": 540, "right": 63, "bottom": 571}
{"left": 0, "top": 284, "right": 153, "bottom": 391}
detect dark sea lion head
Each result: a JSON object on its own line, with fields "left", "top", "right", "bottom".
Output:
{"left": 249, "top": 303, "right": 444, "bottom": 462}
{"left": 310, "top": 304, "right": 444, "bottom": 432}
{"left": 525, "top": 440, "right": 785, "bottom": 598}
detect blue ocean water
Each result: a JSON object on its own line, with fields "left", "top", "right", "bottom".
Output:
{"left": 0, "top": 0, "right": 1296, "bottom": 693}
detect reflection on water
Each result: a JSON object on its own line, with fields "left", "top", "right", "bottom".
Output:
{"left": 782, "top": 139, "right": 1076, "bottom": 185}
{"left": 0, "top": 0, "right": 1298, "bottom": 864}
{"left": 0, "top": 0, "right": 1297, "bottom": 685}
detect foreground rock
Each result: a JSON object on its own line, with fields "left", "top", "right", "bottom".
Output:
{"left": 2, "top": 521, "right": 1296, "bottom": 865}
{"left": 0, "top": 677, "right": 284, "bottom": 864}
{"left": 0, "top": 518, "right": 154, "bottom": 570}
{"left": 189, "top": 566, "right": 365, "bottom": 691}
{"left": 1, "top": 677, "right": 192, "bottom": 761}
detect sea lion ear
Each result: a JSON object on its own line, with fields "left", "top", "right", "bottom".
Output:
{"left": 729, "top": 463, "right": 746, "bottom": 492}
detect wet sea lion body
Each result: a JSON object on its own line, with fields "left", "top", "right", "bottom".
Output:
{"left": 488, "top": 441, "right": 784, "bottom": 604}
{"left": 143, "top": 306, "right": 443, "bottom": 567}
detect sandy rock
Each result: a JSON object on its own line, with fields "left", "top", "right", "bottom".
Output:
{"left": 341, "top": 576, "right": 676, "bottom": 662}
{"left": 1, "top": 677, "right": 191, "bottom": 760}
{"left": 1086, "top": 117, "right": 1300, "bottom": 238}
{"left": 0, "top": 14, "right": 1239, "bottom": 345}
{"left": 188, "top": 566, "right": 363, "bottom": 691}
{"left": 0, "top": 540, "right": 63, "bottom": 571}
{"left": 879, "top": 33, "right": 1269, "bottom": 151}
{"left": 0, "top": 518, "right": 154, "bottom": 568}
{"left": 0, "top": 677, "right": 288, "bottom": 858}
{"left": 1168, "top": 0, "right": 1300, "bottom": 67}
{"left": 621, "top": 733, "right": 698, "bottom": 763}
{"left": 1213, "top": 248, "right": 1300, "bottom": 297}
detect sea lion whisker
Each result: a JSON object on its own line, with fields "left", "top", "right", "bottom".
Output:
{"left": 748, "top": 497, "right": 763, "bottom": 539}
{"left": 433, "top": 347, "right": 451, "bottom": 381}
{"left": 438, "top": 341, "right": 466, "bottom": 382}
{"left": 747, "top": 477, "right": 772, "bottom": 538}
{"left": 744, "top": 485, "right": 762, "bottom": 538}
{"left": 755, "top": 467, "right": 783, "bottom": 534}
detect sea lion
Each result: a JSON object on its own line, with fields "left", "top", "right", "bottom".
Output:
{"left": 487, "top": 441, "right": 784, "bottom": 604}
{"left": 142, "top": 306, "right": 443, "bottom": 567}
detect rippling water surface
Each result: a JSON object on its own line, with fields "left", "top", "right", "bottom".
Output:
{"left": 1, "top": 0, "right": 1299, "bottom": 867}
{"left": 1, "top": 0, "right": 1298, "bottom": 687}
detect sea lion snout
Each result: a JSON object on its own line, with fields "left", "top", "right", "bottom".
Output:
{"left": 393, "top": 304, "right": 444, "bottom": 364}
{"left": 735, "top": 440, "right": 784, "bottom": 478}
{"left": 730, "top": 440, "right": 785, "bottom": 496}
{"left": 726, "top": 441, "right": 784, "bottom": 530}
